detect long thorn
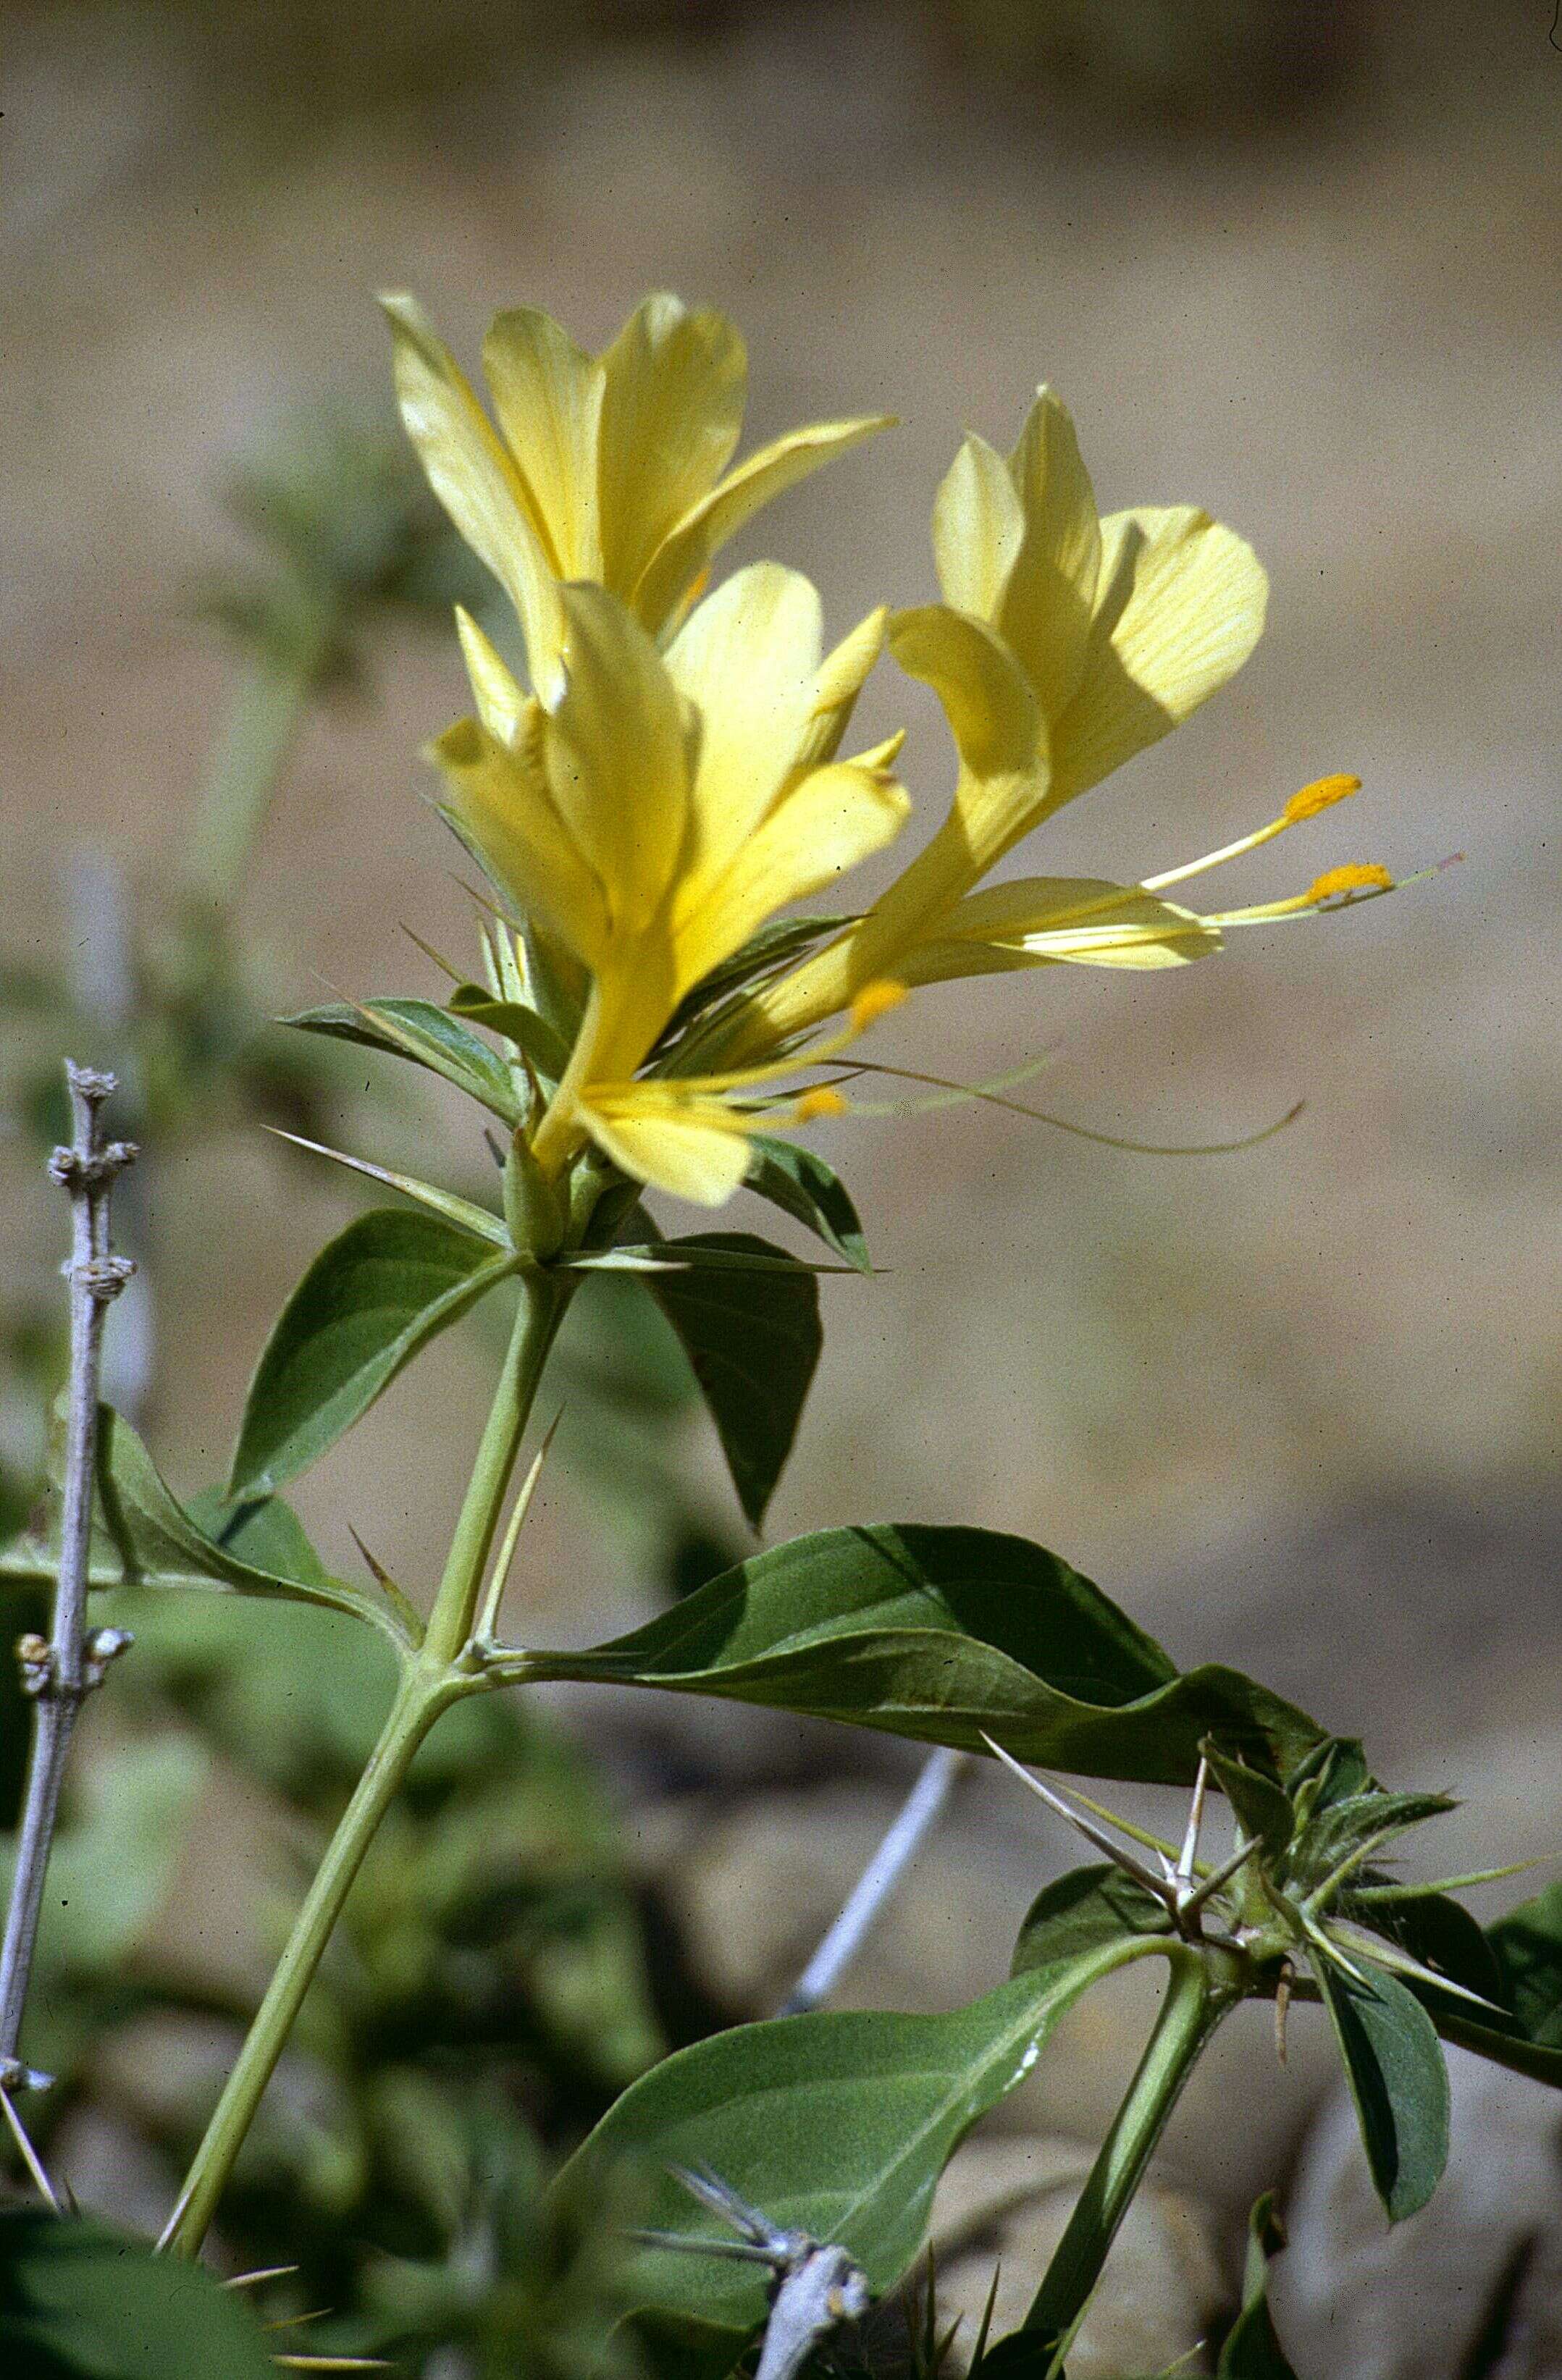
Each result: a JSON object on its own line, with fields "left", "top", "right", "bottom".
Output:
{"left": 1, "top": 2085, "right": 62, "bottom": 2211}
{"left": 1177, "top": 1759, "right": 1210, "bottom": 1886}
{"left": 981, "top": 1738, "right": 1177, "bottom": 1909}
{"left": 782, "top": 1747, "right": 967, "bottom": 2016}
{"left": 1179, "top": 1836, "right": 1258, "bottom": 1922}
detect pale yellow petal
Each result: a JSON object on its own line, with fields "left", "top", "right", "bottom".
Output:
{"left": 379, "top": 293, "right": 566, "bottom": 704}
{"left": 676, "top": 757, "right": 910, "bottom": 993}
{"left": 631, "top": 414, "right": 894, "bottom": 634}
{"left": 579, "top": 1093, "right": 754, "bottom": 1206}
{"left": 454, "top": 606, "right": 526, "bottom": 746}
{"left": 482, "top": 306, "right": 604, "bottom": 579}
{"left": 934, "top": 874, "right": 1222, "bottom": 967}
{"left": 888, "top": 604, "right": 1042, "bottom": 782}
{"left": 429, "top": 715, "right": 608, "bottom": 966}
{"left": 543, "top": 585, "right": 689, "bottom": 932}
{"left": 597, "top": 294, "right": 747, "bottom": 599}
{"left": 664, "top": 563, "right": 823, "bottom": 888}
{"left": 1050, "top": 505, "right": 1267, "bottom": 806}
{"left": 792, "top": 606, "right": 888, "bottom": 774}
{"left": 932, "top": 432, "right": 1024, "bottom": 623}
{"left": 999, "top": 388, "right": 1101, "bottom": 718}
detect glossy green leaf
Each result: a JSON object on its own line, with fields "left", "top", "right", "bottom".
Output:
{"left": 552, "top": 1948, "right": 1152, "bottom": 2357}
{"left": 744, "top": 1135, "right": 872, "bottom": 1272}
{"left": 1011, "top": 1863, "right": 1172, "bottom": 1974}
{"left": 644, "top": 1233, "right": 822, "bottom": 1530}
{"left": 1216, "top": 2195, "right": 1301, "bottom": 2379}
{"left": 448, "top": 983, "right": 573, "bottom": 1082}
{"left": 1314, "top": 1953, "right": 1449, "bottom": 2220}
{"left": 285, "top": 995, "right": 522, "bottom": 1120}
{"left": 230, "top": 1207, "right": 514, "bottom": 1496}
{"left": 517, "top": 1523, "right": 1324, "bottom": 1784}
{"left": 0, "top": 1408, "right": 402, "bottom": 1642}
{"left": 0, "top": 2211, "right": 276, "bottom": 2378}
{"left": 1203, "top": 1741, "right": 1295, "bottom": 1858}
{"left": 1432, "top": 1884, "right": 1562, "bottom": 2090}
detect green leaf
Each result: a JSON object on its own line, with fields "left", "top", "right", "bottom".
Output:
{"left": 1314, "top": 1953, "right": 1449, "bottom": 2220}
{"left": 285, "top": 996, "right": 522, "bottom": 1121}
{"left": 1215, "top": 2195, "right": 1301, "bottom": 2379}
{"left": 744, "top": 1135, "right": 872, "bottom": 1272}
{"left": 551, "top": 1950, "right": 1151, "bottom": 2357}
{"left": 660, "top": 914, "right": 848, "bottom": 1043}
{"left": 644, "top": 1233, "right": 822, "bottom": 1530}
{"left": 517, "top": 1523, "right": 1324, "bottom": 1784}
{"left": 0, "top": 1409, "right": 401, "bottom": 1642}
{"left": 0, "top": 2210, "right": 275, "bottom": 2378}
{"left": 1428, "top": 1883, "right": 1562, "bottom": 2091}
{"left": 448, "top": 984, "right": 573, "bottom": 1082}
{"left": 230, "top": 1207, "right": 513, "bottom": 1495}
{"left": 269, "top": 1127, "right": 508, "bottom": 1245}
{"left": 1202, "top": 1741, "right": 1295, "bottom": 1859}
{"left": 1011, "top": 1863, "right": 1172, "bottom": 1973}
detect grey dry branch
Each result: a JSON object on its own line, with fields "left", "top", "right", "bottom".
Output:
{"left": 0, "top": 1064, "right": 136, "bottom": 2106}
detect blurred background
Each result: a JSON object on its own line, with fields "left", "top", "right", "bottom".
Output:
{"left": 2, "top": 2, "right": 1559, "bottom": 2371}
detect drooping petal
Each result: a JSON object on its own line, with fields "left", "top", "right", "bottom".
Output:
{"left": 999, "top": 388, "right": 1101, "bottom": 719}
{"left": 665, "top": 563, "right": 824, "bottom": 889}
{"left": 793, "top": 605, "right": 888, "bottom": 773}
{"left": 482, "top": 306, "right": 605, "bottom": 579}
{"left": 429, "top": 715, "right": 608, "bottom": 966}
{"left": 454, "top": 607, "right": 526, "bottom": 746}
{"left": 676, "top": 757, "right": 910, "bottom": 995}
{"left": 597, "top": 295, "right": 747, "bottom": 600}
{"left": 542, "top": 585, "right": 690, "bottom": 933}
{"left": 380, "top": 293, "right": 566, "bottom": 704}
{"left": 631, "top": 413, "right": 894, "bottom": 634}
{"left": 932, "top": 432, "right": 1025, "bottom": 623}
{"left": 1050, "top": 505, "right": 1267, "bottom": 806}
{"left": 889, "top": 604, "right": 1043, "bottom": 783}
{"left": 578, "top": 1087, "right": 755, "bottom": 1205}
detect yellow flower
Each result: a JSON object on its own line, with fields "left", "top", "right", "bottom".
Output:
{"left": 429, "top": 565, "right": 910, "bottom": 1203}
{"left": 382, "top": 288, "right": 894, "bottom": 703}
{"left": 710, "top": 386, "right": 1277, "bottom": 1058}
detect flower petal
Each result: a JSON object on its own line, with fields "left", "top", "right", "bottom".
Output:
{"left": 889, "top": 603, "right": 1042, "bottom": 783}
{"left": 676, "top": 757, "right": 910, "bottom": 994}
{"left": 932, "top": 431, "right": 1025, "bottom": 623}
{"left": 597, "top": 294, "right": 747, "bottom": 600}
{"left": 543, "top": 585, "right": 690, "bottom": 933}
{"left": 1051, "top": 505, "right": 1267, "bottom": 806}
{"left": 631, "top": 413, "right": 894, "bottom": 634}
{"left": 482, "top": 306, "right": 604, "bottom": 579}
{"left": 380, "top": 293, "right": 566, "bottom": 704}
{"left": 999, "top": 388, "right": 1101, "bottom": 718}
{"left": 579, "top": 1090, "right": 755, "bottom": 1206}
{"left": 933, "top": 874, "right": 1222, "bottom": 969}
{"left": 665, "top": 563, "right": 824, "bottom": 891}
{"left": 454, "top": 606, "right": 526, "bottom": 746}
{"left": 429, "top": 715, "right": 608, "bottom": 966}
{"left": 794, "top": 604, "right": 888, "bottom": 773}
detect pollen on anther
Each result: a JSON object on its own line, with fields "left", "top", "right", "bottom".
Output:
{"left": 1306, "top": 862, "right": 1393, "bottom": 903}
{"left": 849, "top": 978, "right": 907, "bottom": 1032}
{"left": 795, "top": 1087, "right": 849, "bottom": 1122}
{"left": 1283, "top": 773, "right": 1361, "bottom": 825}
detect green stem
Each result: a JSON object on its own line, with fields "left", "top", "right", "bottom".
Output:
{"left": 424, "top": 1271, "right": 569, "bottom": 1662}
{"left": 1025, "top": 1949, "right": 1228, "bottom": 2373}
{"left": 161, "top": 1274, "right": 568, "bottom": 2256}
{"left": 184, "top": 655, "right": 319, "bottom": 912}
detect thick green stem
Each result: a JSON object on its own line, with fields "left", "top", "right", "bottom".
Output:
{"left": 161, "top": 1274, "right": 568, "bottom": 2256}
{"left": 424, "top": 1271, "right": 568, "bottom": 1662}
{"left": 183, "top": 656, "right": 318, "bottom": 912}
{"left": 1026, "top": 1950, "right": 1227, "bottom": 2373}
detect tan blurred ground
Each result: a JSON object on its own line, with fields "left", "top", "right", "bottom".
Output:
{"left": 2, "top": 0, "right": 1558, "bottom": 1783}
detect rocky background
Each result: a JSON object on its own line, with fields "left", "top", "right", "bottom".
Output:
{"left": 2, "top": 3, "right": 1559, "bottom": 2371}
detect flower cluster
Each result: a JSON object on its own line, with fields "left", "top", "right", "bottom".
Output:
{"left": 385, "top": 290, "right": 1395, "bottom": 1207}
